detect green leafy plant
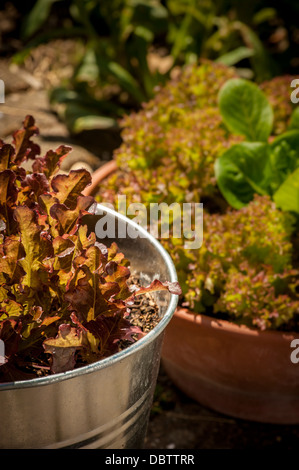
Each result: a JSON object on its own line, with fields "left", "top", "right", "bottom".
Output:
{"left": 96, "top": 61, "right": 299, "bottom": 331}
{"left": 0, "top": 115, "right": 181, "bottom": 383}
{"left": 215, "top": 78, "right": 299, "bottom": 213}
{"left": 15, "top": 0, "right": 282, "bottom": 133}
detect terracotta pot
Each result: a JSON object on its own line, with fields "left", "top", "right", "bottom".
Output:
{"left": 83, "top": 160, "right": 118, "bottom": 196}
{"left": 84, "top": 160, "right": 299, "bottom": 424}
{"left": 161, "top": 307, "right": 299, "bottom": 424}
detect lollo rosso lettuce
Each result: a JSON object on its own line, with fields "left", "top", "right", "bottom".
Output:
{"left": 0, "top": 116, "right": 181, "bottom": 383}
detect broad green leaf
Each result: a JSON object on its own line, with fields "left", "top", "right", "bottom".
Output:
{"left": 215, "top": 142, "right": 270, "bottom": 209}
{"left": 268, "top": 131, "right": 299, "bottom": 193}
{"left": 218, "top": 78, "right": 274, "bottom": 142}
{"left": 272, "top": 130, "right": 299, "bottom": 149}
{"left": 273, "top": 168, "right": 299, "bottom": 214}
{"left": 75, "top": 49, "right": 99, "bottom": 82}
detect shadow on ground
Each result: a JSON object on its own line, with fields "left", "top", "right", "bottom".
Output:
{"left": 145, "top": 365, "right": 299, "bottom": 449}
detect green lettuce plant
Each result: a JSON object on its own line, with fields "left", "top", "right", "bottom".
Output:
{"left": 184, "top": 195, "right": 299, "bottom": 330}
{"left": 0, "top": 116, "right": 181, "bottom": 383}
{"left": 96, "top": 61, "right": 299, "bottom": 331}
{"left": 215, "top": 77, "right": 299, "bottom": 213}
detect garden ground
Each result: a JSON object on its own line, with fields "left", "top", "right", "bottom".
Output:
{"left": 145, "top": 364, "right": 299, "bottom": 449}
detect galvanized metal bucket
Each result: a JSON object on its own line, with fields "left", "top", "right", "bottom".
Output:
{"left": 0, "top": 204, "right": 179, "bottom": 449}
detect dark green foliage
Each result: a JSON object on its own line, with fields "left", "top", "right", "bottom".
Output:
{"left": 16, "top": 0, "right": 292, "bottom": 132}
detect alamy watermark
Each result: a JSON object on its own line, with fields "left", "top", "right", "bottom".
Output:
{"left": 290, "top": 339, "right": 299, "bottom": 364}
{"left": 95, "top": 196, "right": 203, "bottom": 250}
{"left": 291, "top": 78, "right": 299, "bottom": 104}
{"left": 0, "top": 79, "right": 4, "bottom": 103}
{"left": 0, "top": 339, "right": 5, "bottom": 365}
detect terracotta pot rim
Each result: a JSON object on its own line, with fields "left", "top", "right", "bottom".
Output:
{"left": 175, "top": 307, "right": 298, "bottom": 339}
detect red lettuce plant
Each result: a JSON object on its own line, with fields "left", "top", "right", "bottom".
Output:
{"left": 100, "top": 61, "right": 242, "bottom": 208}
{"left": 0, "top": 116, "right": 181, "bottom": 383}
{"left": 184, "top": 195, "right": 299, "bottom": 330}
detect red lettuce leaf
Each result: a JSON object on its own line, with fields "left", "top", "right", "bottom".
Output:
{"left": 13, "top": 205, "right": 54, "bottom": 292}
{"left": 0, "top": 143, "right": 14, "bottom": 171}
{"left": 32, "top": 145, "right": 72, "bottom": 178}
{"left": 84, "top": 313, "right": 139, "bottom": 358}
{"left": 12, "top": 115, "right": 40, "bottom": 164}
{"left": 51, "top": 169, "right": 92, "bottom": 209}
{"left": 0, "top": 236, "right": 25, "bottom": 285}
{"left": 21, "top": 173, "right": 50, "bottom": 200}
{"left": 49, "top": 195, "right": 94, "bottom": 235}
{"left": 128, "top": 279, "right": 182, "bottom": 300}
{"left": 0, "top": 170, "right": 18, "bottom": 234}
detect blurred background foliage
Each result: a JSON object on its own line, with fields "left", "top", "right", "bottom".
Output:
{"left": 2, "top": 0, "right": 299, "bottom": 134}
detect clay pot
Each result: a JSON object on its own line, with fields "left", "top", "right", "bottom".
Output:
{"left": 85, "top": 160, "right": 299, "bottom": 424}
{"left": 161, "top": 307, "right": 299, "bottom": 424}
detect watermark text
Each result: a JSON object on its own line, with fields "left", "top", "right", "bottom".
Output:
{"left": 95, "top": 196, "right": 203, "bottom": 249}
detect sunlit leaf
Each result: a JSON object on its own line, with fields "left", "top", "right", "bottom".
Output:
{"left": 218, "top": 78, "right": 273, "bottom": 141}
{"left": 51, "top": 169, "right": 92, "bottom": 209}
